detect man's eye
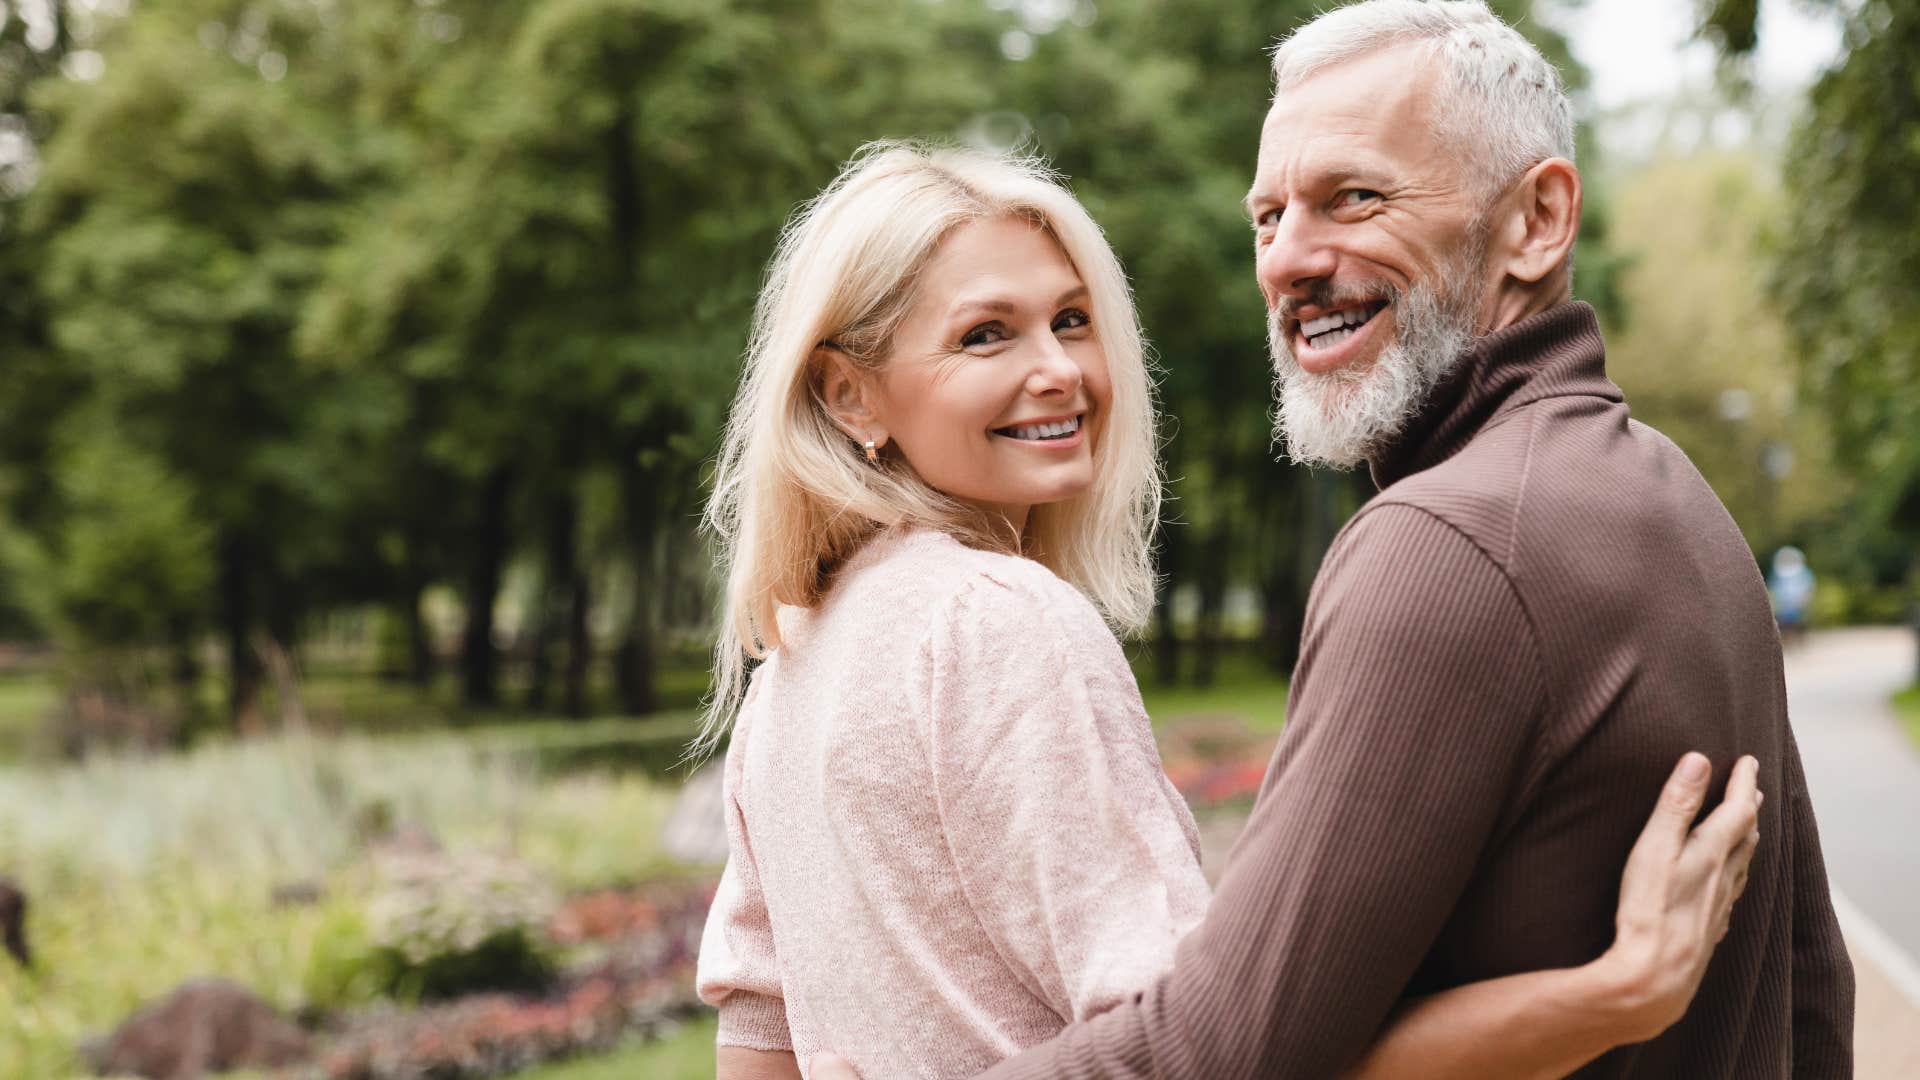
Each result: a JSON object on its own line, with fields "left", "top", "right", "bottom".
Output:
{"left": 1053, "top": 309, "right": 1091, "bottom": 333}
{"left": 961, "top": 323, "right": 1007, "bottom": 348}
{"left": 1337, "top": 189, "right": 1383, "bottom": 208}
{"left": 1254, "top": 206, "right": 1284, "bottom": 228}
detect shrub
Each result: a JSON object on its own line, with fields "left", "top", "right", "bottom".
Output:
{"left": 364, "top": 851, "right": 560, "bottom": 1001}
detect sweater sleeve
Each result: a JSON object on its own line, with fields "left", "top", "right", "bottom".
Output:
{"left": 979, "top": 504, "right": 1548, "bottom": 1079}
{"left": 927, "top": 571, "right": 1212, "bottom": 1023}
{"left": 695, "top": 708, "right": 793, "bottom": 1052}
{"left": 1783, "top": 724, "right": 1856, "bottom": 1074}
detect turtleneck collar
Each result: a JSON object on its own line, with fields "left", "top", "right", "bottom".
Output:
{"left": 1367, "top": 300, "right": 1620, "bottom": 491}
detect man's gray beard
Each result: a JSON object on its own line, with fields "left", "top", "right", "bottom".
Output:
{"left": 1269, "top": 258, "right": 1482, "bottom": 470}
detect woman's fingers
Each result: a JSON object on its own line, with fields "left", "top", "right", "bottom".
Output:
{"left": 1681, "top": 756, "right": 1761, "bottom": 880}
{"left": 1622, "top": 753, "right": 1713, "bottom": 891}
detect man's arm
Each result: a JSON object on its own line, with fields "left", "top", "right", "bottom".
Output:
{"left": 1781, "top": 725, "right": 1855, "bottom": 1074}
{"left": 979, "top": 504, "right": 1551, "bottom": 1078}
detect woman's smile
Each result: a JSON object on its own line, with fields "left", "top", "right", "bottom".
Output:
{"left": 991, "top": 412, "right": 1086, "bottom": 448}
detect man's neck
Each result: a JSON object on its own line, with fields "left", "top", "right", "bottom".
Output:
{"left": 1480, "top": 277, "right": 1573, "bottom": 336}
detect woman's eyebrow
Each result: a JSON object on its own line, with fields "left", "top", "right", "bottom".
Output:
{"left": 945, "top": 296, "right": 1018, "bottom": 321}
{"left": 946, "top": 284, "right": 1090, "bottom": 322}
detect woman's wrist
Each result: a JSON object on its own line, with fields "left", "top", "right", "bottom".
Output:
{"left": 1584, "top": 941, "right": 1682, "bottom": 1045}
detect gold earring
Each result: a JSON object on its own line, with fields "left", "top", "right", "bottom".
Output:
{"left": 864, "top": 439, "right": 879, "bottom": 464}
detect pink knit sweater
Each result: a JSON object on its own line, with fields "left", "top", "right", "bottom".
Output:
{"left": 696, "top": 528, "right": 1210, "bottom": 1078}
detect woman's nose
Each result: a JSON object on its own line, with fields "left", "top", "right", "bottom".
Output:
{"left": 1026, "top": 336, "right": 1083, "bottom": 397}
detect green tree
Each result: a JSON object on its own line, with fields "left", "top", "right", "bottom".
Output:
{"left": 1602, "top": 151, "right": 1847, "bottom": 558}
{"left": 25, "top": 1, "right": 360, "bottom": 727}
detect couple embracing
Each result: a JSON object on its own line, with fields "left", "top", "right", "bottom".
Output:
{"left": 692, "top": 2, "right": 1856, "bottom": 1077}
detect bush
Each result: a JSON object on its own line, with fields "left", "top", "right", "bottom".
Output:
{"left": 363, "top": 851, "right": 560, "bottom": 1001}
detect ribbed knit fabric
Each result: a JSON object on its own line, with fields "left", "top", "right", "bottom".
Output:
{"left": 980, "top": 301, "right": 1855, "bottom": 1079}
{"left": 695, "top": 528, "right": 1212, "bottom": 1079}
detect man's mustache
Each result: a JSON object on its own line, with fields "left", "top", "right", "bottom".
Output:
{"left": 1274, "top": 279, "right": 1399, "bottom": 325}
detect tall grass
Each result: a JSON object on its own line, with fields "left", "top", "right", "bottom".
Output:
{"left": 0, "top": 730, "right": 688, "bottom": 1077}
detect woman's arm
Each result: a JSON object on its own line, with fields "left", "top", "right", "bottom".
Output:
{"left": 718, "top": 1048, "right": 803, "bottom": 1080}
{"left": 695, "top": 704, "right": 797, "bottom": 1070}
{"left": 927, "top": 573, "right": 1214, "bottom": 1020}
{"left": 1341, "top": 752, "right": 1763, "bottom": 1080}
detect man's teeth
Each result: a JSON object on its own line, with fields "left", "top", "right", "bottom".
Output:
{"left": 1300, "top": 305, "right": 1380, "bottom": 345}
{"left": 1002, "top": 417, "right": 1081, "bottom": 440}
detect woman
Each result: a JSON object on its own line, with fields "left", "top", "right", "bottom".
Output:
{"left": 694, "top": 142, "right": 1759, "bottom": 1079}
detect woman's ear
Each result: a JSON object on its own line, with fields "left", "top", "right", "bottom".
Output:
{"left": 814, "top": 346, "right": 890, "bottom": 451}
{"left": 1494, "top": 157, "right": 1582, "bottom": 286}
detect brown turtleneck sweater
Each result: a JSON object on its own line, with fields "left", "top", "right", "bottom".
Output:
{"left": 980, "top": 302, "right": 1854, "bottom": 1079}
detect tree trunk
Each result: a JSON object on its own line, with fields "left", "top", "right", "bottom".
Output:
{"left": 460, "top": 467, "right": 513, "bottom": 709}
{"left": 614, "top": 442, "right": 660, "bottom": 716}
{"left": 524, "top": 496, "right": 570, "bottom": 712}
{"left": 563, "top": 559, "right": 592, "bottom": 719}
{"left": 406, "top": 578, "right": 433, "bottom": 687}
{"left": 1152, "top": 523, "right": 1185, "bottom": 686}
{"left": 1193, "top": 521, "right": 1231, "bottom": 688}
{"left": 219, "top": 534, "right": 263, "bottom": 733}
{"left": 1259, "top": 573, "right": 1304, "bottom": 676}
{"left": 1255, "top": 474, "right": 1305, "bottom": 675}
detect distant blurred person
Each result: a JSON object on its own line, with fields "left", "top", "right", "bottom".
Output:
{"left": 691, "top": 140, "right": 1761, "bottom": 1080}
{"left": 1769, "top": 546, "right": 1816, "bottom": 646}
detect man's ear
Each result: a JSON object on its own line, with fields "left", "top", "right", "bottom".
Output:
{"left": 813, "top": 346, "right": 889, "bottom": 450}
{"left": 1494, "top": 157, "right": 1581, "bottom": 286}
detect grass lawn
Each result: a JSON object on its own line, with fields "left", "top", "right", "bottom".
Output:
{"left": 1895, "top": 685, "right": 1920, "bottom": 751}
{"left": 511, "top": 1014, "right": 718, "bottom": 1080}
{"left": 0, "top": 669, "right": 56, "bottom": 759}
{"left": 1132, "top": 648, "right": 1289, "bottom": 733}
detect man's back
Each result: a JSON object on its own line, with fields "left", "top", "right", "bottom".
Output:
{"left": 1379, "top": 326, "right": 1849, "bottom": 1072}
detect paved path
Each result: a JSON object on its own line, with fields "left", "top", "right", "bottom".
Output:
{"left": 1785, "top": 626, "right": 1920, "bottom": 1076}
{"left": 1787, "top": 627, "right": 1920, "bottom": 958}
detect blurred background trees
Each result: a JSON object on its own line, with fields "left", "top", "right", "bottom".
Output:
{"left": 0, "top": 0, "right": 1905, "bottom": 749}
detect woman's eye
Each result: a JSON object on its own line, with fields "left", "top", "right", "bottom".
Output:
{"left": 1053, "top": 309, "right": 1091, "bottom": 333}
{"left": 960, "top": 323, "right": 1007, "bottom": 348}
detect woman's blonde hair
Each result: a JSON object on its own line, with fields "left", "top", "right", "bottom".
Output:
{"left": 695, "top": 140, "right": 1162, "bottom": 755}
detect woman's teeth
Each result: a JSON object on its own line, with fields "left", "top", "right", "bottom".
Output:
{"left": 1301, "top": 304, "right": 1383, "bottom": 348}
{"left": 999, "top": 416, "right": 1081, "bottom": 441}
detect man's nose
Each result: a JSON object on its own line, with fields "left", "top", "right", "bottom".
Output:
{"left": 1257, "top": 212, "right": 1339, "bottom": 303}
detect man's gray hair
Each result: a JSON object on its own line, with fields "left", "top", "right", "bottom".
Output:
{"left": 1271, "top": 0, "right": 1574, "bottom": 200}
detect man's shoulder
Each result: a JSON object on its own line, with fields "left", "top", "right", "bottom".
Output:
{"left": 1363, "top": 408, "right": 1541, "bottom": 572}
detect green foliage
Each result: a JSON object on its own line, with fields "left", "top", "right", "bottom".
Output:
{"left": 10, "top": 428, "right": 215, "bottom": 647}
{"left": 0, "top": 0, "right": 1595, "bottom": 725}
{"left": 1601, "top": 151, "right": 1848, "bottom": 558}
{"left": 1766, "top": 1, "right": 1920, "bottom": 586}
{"left": 1895, "top": 684, "right": 1920, "bottom": 752}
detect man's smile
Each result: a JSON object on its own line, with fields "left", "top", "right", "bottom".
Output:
{"left": 1288, "top": 299, "right": 1393, "bottom": 373}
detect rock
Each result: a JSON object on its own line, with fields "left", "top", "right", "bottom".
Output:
{"left": 88, "top": 977, "right": 310, "bottom": 1080}
{"left": 0, "top": 875, "right": 27, "bottom": 968}
{"left": 269, "top": 880, "right": 325, "bottom": 908}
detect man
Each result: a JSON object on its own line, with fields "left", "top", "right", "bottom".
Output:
{"left": 817, "top": 1, "right": 1854, "bottom": 1075}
